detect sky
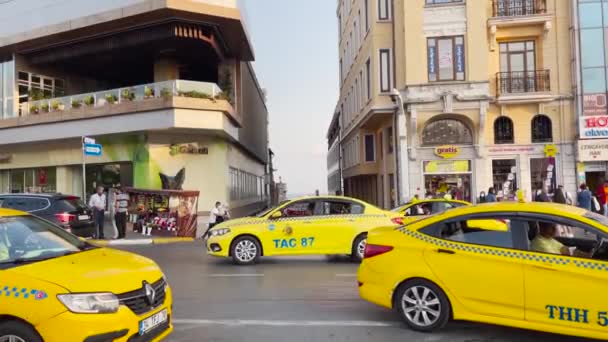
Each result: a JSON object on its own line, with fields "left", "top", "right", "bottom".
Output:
{"left": 241, "top": 0, "right": 338, "bottom": 196}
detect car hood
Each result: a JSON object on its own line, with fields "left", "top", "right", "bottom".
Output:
{"left": 7, "top": 248, "right": 163, "bottom": 294}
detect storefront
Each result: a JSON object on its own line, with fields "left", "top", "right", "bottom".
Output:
{"left": 420, "top": 145, "right": 474, "bottom": 203}
{"left": 577, "top": 138, "right": 608, "bottom": 190}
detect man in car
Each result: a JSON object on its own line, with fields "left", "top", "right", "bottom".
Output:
{"left": 531, "top": 222, "right": 591, "bottom": 257}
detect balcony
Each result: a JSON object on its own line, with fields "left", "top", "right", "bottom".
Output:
{"left": 492, "top": 0, "right": 546, "bottom": 17}
{"left": 495, "top": 70, "right": 556, "bottom": 104}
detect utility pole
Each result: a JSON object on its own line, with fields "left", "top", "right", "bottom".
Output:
{"left": 391, "top": 88, "right": 410, "bottom": 205}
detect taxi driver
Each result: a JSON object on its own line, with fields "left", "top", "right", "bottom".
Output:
{"left": 531, "top": 222, "right": 591, "bottom": 257}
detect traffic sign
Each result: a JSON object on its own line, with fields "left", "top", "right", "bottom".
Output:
{"left": 84, "top": 143, "right": 102, "bottom": 156}
{"left": 83, "top": 137, "right": 96, "bottom": 144}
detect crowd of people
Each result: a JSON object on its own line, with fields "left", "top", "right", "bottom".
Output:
{"left": 532, "top": 180, "right": 608, "bottom": 216}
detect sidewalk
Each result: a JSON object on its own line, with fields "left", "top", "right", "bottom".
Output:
{"left": 88, "top": 218, "right": 198, "bottom": 246}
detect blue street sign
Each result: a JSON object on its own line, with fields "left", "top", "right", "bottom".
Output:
{"left": 84, "top": 143, "right": 102, "bottom": 156}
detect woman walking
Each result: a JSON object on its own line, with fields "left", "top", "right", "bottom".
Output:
{"left": 577, "top": 184, "right": 592, "bottom": 211}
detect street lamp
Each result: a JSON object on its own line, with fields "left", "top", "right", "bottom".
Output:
{"left": 390, "top": 88, "right": 410, "bottom": 205}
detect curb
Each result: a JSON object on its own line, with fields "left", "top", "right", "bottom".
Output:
{"left": 89, "top": 237, "right": 195, "bottom": 246}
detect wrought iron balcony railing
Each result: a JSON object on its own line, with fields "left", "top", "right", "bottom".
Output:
{"left": 496, "top": 70, "right": 550, "bottom": 95}
{"left": 492, "top": 0, "right": 546, "bottom": 17}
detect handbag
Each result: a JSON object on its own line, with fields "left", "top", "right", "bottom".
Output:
{"left": 593, "top": 196, "right": 601, "bottom": 212}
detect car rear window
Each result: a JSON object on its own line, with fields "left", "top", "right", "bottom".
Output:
{"left": 55, "top": 198, "right": 88, "bottom": 212}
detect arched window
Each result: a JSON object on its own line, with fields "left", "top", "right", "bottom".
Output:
{"left": 531, "top": 115, "right": 552, "bottom": 143}
{"left": 494, "top": 117, "right": 514, "bottom": 144}
{"left": 422, "top": 119, "right": 473, "bottom": 146}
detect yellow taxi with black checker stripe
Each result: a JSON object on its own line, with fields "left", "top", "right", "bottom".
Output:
{"left": 206, "top": 196, "right": 403, "bottom": 264}
{"left": 0, "top": 209, "right": 173, "bottom": 342}
{"left": 391, "top": 198, "right": 470, "bottom": 223}
{"left": 358, "top": 201, "right": 608, "bottom": 340}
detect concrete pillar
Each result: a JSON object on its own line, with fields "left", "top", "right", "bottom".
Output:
{"left": 154, "top": 58, "right": 179, "bottom": 82}
{"left": 56, "top": 166, "right": 70, "bottom": 194}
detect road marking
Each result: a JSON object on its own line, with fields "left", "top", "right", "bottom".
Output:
{"left": 207, "top": 274, "right": 265, "bottom": 277}
{"left": 173, "top": 319, "right": 395, "bottom": 327}
{"left": 335, "top": 273, "right": 357, "bottom": 277}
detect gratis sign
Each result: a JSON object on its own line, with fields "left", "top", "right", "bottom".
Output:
{"left": 84, "top": 143, "right": 102, "bottom": 156}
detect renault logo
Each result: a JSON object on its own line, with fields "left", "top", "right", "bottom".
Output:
{"left": 144, "top": 282, "right": 156, "bottom": 305}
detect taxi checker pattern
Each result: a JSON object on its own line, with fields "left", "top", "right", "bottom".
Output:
{"left": 398, "top": 227, "right": 608, "bottom": 272}
{"left": 224, "top": 214, "right": 389, "bottom": 229}
{"left": 0, "top": 285, "right": 48, "bottom": 300}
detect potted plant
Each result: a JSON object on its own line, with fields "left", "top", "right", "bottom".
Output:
{"left": 161, "top": 88, "right": 173, "bottom": 100}
{"left": 121, "top": 88, "right": 135, "bottom": 101}
{"left": 51, "top": 100, "right": 61, "bottom": 111}
{"left": 84, "top": 95, "right": 95, "bottom": 107}
{"left": 179, "top": 90, "right": 213, "bottom": 100}
{"left": 144, "top": 86, "right": 154, "bottom": 99}
{"left": 105, "top": 93, "right": 117, "bottom": 104}
{"left": 71, "top": 99, "right": 82, "bottom": 109}
{"left": 28, "top": 88, "right": 44, "bottom": 101}
{"left": 29, "top": 104, "right": 39, "bottom": 114}
{"left": 41, "top": 103, "right": 50, "bottom": 113}
{"left": 217, "top": 69, "right": 234, "bottom": 105}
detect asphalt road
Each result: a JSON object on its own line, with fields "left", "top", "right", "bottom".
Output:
{"left": 119, "top": 242, "right": 598, "bottom": 342}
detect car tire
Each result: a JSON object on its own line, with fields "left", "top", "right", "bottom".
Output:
{"left": 231, "top": 236, "right": 261, "bottom": 265}
{"left": 395, "top": 279, "right": 451, "bottom": 332}
{"left": 0, "top": 321, "right": 42, "bottom": 342}
{"left": 351, "top": 233, "right": 367, "bottom": 262}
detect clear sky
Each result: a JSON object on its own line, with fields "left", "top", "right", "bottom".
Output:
{"left": 241, "top": 0, "right": 338, "bottom": 196}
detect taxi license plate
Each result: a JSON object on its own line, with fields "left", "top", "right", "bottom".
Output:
{"left": 139, "top": 309, "right": 168, "bottom": 336}
{"left": 78, "top": 215, "right": 89, "bottom": 221}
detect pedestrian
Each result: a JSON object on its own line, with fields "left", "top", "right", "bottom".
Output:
{"left": 89, "top": 186, "right": 106, "bottom": 239}
{"left": 535, "top": 187, "right": 550, "bottom": 202}
{"left": 114, "top": 186, "right": 129, "bottom": 239}
{"left": 479, "top": 191, "right": 486, "bottom": 203}
{"left": 596, "top": 180, "right": 608, "bottom": 215}
{"left": 558, "top": 185, "right": 573, "bottom": 205}
{"left": 204, "top": 202, "right": 223, "bottom": 239}
{"left": 486, "top": 187, "right": 497, "bottom": 202}
{"left": 553, "top": 187, "right": 574, "bottom": 238}
{"left": 553, "top": 187, "right": 567, "bottom": 204}
{"left": 577, "top": 183, "right": 592, "bottom": 211}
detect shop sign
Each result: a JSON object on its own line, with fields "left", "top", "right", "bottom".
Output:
{"left": 580, "top": 115, "right": 608, "bottom": 139}
{"left": 424, "top": 160, "right": 470, "bottom": 173}
{"left": 487, "top": 146, "right": 536, "bottom": 154}
{"left": 0, "top": 154, "right": 12, "bottom": 163}
{"left": 583, "top": 93, "right": 607, "bottom": 116}
{"left": 543, "top": 144, "right": 558, "bottom": 158}
{"left": 170, "top": 143, "right": 208, "bottom": 156}
{"left": 434, "top": 145, "right": 460, "bottom": 159}
{"left": 578, "top": 139, "right": 608, "bottom": 162}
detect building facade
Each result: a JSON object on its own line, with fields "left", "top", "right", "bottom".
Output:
{"left": 0, "top": 0, "right": 270, "bottom": 217}
{"left": 572, "top": 0, "right": 608, "bottom": 193}
{"left": 327, "top": 110, "right": 343, "bottom": 195}
{"left": 330, "top": 0, "right": 576, "bottom": 207}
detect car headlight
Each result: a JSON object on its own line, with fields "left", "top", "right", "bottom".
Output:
{"left": 57, "top": 293, "right": 119, "bottom": 314}
{"left": 210, "top": 228, "right": 231, "bottom": 236}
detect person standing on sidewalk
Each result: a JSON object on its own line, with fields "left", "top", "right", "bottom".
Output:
{"left": 597, "top": 180, "right": 608, "bottom": 216}
{"left": 114, "top": 186, "right": 129, "bottom": 239}
{"left": 89, "top": 186, "right": 106, "bottom": 239}
{"left": 577, "top": 183, "right": 592, "bottom": 211}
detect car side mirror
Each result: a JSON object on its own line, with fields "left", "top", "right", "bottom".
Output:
{"left": 270, "top": 211, "right": 283, "bottom": 220}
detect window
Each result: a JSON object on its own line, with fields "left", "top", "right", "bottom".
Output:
{"left": 524, "top": 218, "right": 604, "bottom": 260}
{"left": 365, "top": 58, "right": 371, "bottom": 100}
{"left": 492, "top": 159, "right": 518, "bottom": 200}
{"left": 435, "top": 217, "right": 515, "bottom": 249}
{"left": 426, "top": 0, "right": 464, "bottom": 4}
{"left": 379, "top": 131, "right": 384, "bottom": 160}
{"left": 427, "top": 36, "right": 465, "bottom": 82}
{"left": 339, "top": 59, "right": 343, "bottom": 85}
{"left": 364, "top": 0, "right": 370, "bottom": 31}
{"left": 387, "top": 126, "right": 394, "bottom": 153}
{"left": 365, "top": 134, "right": 375, "bottom": 162}
{"left": 354, "top": 79, "right": 359, "bottom": 114}
{"left": 378, "top": 0, "right": 391, "bottom": 20}
{"left": 379, "top": 49, "right": 392, "bottom": 93}
{"left": 422, "top": 119, "right": 473, "bottom": 146}
{"left": 17, "top": 71, "right": 65, "bottom": 105}
{"left": 358, "top": 70, "right": 363, "bottom": 109}
{"left": 431, "top": 201, "right": 466, "bottom": 214}
{"left": 354, "top": 21, "right": 358, "bottom": 51}
{"left": 404, "top": 203, "right": 432, "bottom": 216}
{"left": 322, "top": 201, "right": 364, "bottom": 215}
{"left": 494, "top": 117, "right": 514, "bottom": 144}
{"left": 531, "top": 115, "right": 552, "bottom": 143}
{"left": 281, "top": 201, "right": 317, "bottom": 217}
{"left": 530, "top": 157, "right": 556, "bottom": 195}
{"left": 499, "top": 41, "right": 537, "bottom": 93}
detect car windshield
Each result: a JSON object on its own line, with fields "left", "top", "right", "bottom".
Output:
{"left": 254, "top": 200, "right": 290, "bottom": 217}
{"left": 391, "top": 203, "right": 410, "bottom": 212}
{"left": 0, "top": 215, "right": 92, "bottom": 268}
{"left": 584, "top": 211, "right": 608, "bottom": 228}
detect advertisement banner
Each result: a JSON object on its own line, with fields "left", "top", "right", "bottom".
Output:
{"left": 580, "top": 115, "right": 608, "bottom": 138}
{"left": 578, "top": 139, "right": 608, "bottom": 162}
{"left": 583, "top": 93, "right": 607, "bottom": 116}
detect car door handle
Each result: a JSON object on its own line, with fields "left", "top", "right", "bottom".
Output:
{"left": 437, "top": 249, "right": 455, "bottom": 255}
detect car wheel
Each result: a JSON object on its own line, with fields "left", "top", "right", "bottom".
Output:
{"left": 0, "top": 321, "right": 42, "bottom": 342}
{"left": 231, "top": 236, "right": 261, "bottom": 265}
{"left": 351, "top": 234, "right": 367, "bottom": 262}
{"left": 395, "top": 279, "right": 450, "bottom": 332}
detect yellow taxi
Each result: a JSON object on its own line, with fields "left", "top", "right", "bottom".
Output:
{"left": 0, "top": 209, "right": 173, "bottom": 342}
{"left": 358, "top": 201, "right": 608, "bottom": 340}
{"left": 391, "top": 198, "right": 470, "bottom": 223}
{"left": 206, "top": 196, "right": 403, "bottom": 264}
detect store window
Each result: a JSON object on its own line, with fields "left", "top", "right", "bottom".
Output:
{"left": 427, "top": 36, "right": 465, "bottom": 82}
{"left": 531, "top": 115, "right": 552, "bottom": 143}
{"left": 492, "top": 160, "right": 517, "bottom": 200}
{"left": 422, "top": 119, "right": 473, "bottom": 146}
{"left": 494, "top": 117, "right": 514, "bottom": 144}
{"left": 423, "top": 160, "right": 472, "bottom": 202}
{"left": 530, "top": 157, "right": 556, "bottom": 195}
{"left": 17, "top": 71, "right": 65, "bottom": 105}
{"left": 9, "top": 167, "right": 56, "bottom": 193}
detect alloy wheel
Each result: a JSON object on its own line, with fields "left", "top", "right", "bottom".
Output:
{"left": 401, "top": 285, "right": 441, "bottom": 327}
{"left": 356, "top": 238, "right": 367, "bottom": 259}
{"left": 0, "top": 336, "right": 26, "bottom": 342}
{"left": 234, "top": 240, "right": 258, "bottom": 263}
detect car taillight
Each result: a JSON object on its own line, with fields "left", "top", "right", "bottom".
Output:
{"left": 391, "top": 217, "right": 404, "bottom": 225}
{"left": 55, "top": 213, "right": 75, "bottom": 225}
{"left": 364, "top": 244, "right": 393, "bottom": 258}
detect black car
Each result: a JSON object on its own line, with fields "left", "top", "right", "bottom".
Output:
{"left": 0, "top": 193, "right": 96, "bottom": 238}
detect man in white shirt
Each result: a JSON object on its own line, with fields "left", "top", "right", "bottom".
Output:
{"left": 89, "top": 186, "right": 107, "bottom": 239}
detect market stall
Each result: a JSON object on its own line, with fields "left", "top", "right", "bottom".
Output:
{"left": 124, "top": 188, "right": 199, "bottom": 238}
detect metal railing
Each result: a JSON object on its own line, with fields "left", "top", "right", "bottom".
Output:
{"left": 492, "top": 0, "right": 546, "bottom": 17}
{"left": 496, "top": 70, "right": 550, "bottom": 95}
{"left": 20, "top": 80, "right": 223, "bottom": 116}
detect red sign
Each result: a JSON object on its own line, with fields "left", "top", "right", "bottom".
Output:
{"left": 583, "top": 116, "right": 608, "bottom": 128}
{"left": 584, "top": 93, "right": 607, "bottom": 116}
{"left": 38, "top": 169, "right": 48, "bottom": 185}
